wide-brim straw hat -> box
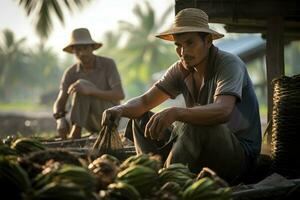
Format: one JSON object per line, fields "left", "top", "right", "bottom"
{"left": 156, "top": 8, "right": 224, "bottom": 41}
{"left": 63, "top": 28, "right": 102, "bottom": 53}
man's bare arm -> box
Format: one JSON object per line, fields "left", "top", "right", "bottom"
{"left": 53, "top": 90, "right": 68, "bottom": 114}
{"left": 144, "top": 95, "right": 236, "bottom": 140}
{"left": 176, "top": 95, "right": 236, "bottom": 125}
{"left": 102, "top": 86, "right": 170, "bottom": 126}
{"left": 89, "top": 84, "right": 125, "bottom": 102}
{"left": 68, "top": 81, "right": 125, "bottom": 102}
{"left": 121, "top": 86, "right": 170, "bottom": 118}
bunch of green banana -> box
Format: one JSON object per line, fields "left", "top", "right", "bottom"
{"left": 101, "top": 181, "right": 141, "bottom": 200}
{"left": 117, "top": 165, "right": 158, "bottom": 196}
{"left": 120, "top": 154, "right": 162, "bottom": 172}
{"left": 158, "top": 181, "right": 182, "bottom": 198}
{"left": 0, "top": 143, "right": 17, "bottom": 156}
{"left": 100, "top": 154, "right": 120, "bottom": 166}
{"left": 183, "top": 177, "right": 232, "bottom": 200}
{"left": 0, "top": 156, "right": 32, "bottom": 199}
{"left": 33, "top": 164, "right": 97, "bottom": 195}
{"left": 197, "top": 167, "right": 229, "bottom": 188}
{"left": 159, "top": 163, "right": 196, "bottom": 187}
{"left": 32, "top": 180, "right": 88, "bottom": 200}
{"left": 11, "top": 137, "right": 46, "bottom": 155}
{"left": 162, "top": 163, "right": 196, "bottom": 178}
{"left": 88, "top": 156, "right": 119, "bottom": 189}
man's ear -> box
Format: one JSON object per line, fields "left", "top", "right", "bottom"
{"left": 205, "top": 34, "right": 213, "bottom": 48}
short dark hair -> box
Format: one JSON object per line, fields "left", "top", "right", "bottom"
{"left": 198, "top": 32, "right": 209, "bottom": 41}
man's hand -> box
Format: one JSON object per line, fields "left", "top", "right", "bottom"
{"left": 145, "top": 107, "right": 178, "bottom": 140}
{"left": 67, "top": 79, "right": 96, "bottom": 96}
{"left": 56, "top": 117, "right": 70, "bottom": 140}
{"left": 102, "top": 106, "right": 123, "bottom": 127}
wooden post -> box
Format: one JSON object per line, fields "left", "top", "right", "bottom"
{"left": 265, "top": 16, "right": 284, "bottom": 145}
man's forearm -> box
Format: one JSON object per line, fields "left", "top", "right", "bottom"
{"left": 117, "top": 96, "right": 149, "bottom": 119}
{"left": 176, "top": 103, "right": 232, "bottom": 125}
{"left": 89, "top": 87, "right": 124, "bottom": 102}
{"left": 53, "top": 91, "right": 68, "bottom": 118}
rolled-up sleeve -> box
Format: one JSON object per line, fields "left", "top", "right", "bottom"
{"left": 214, "top": 57, "right": 245, "bottom": 101}
{"left": 155, "top": 62, "right": 182, "bottom": 99}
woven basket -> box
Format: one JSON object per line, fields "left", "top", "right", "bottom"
{"left": 270, "top": 74, "right": 300, "bottom": 178}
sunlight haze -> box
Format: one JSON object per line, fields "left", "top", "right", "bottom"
{"left": 0, "top": 0, "right": 174, "bottom": 57}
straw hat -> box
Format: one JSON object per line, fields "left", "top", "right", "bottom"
{"left": 63, "top": 28, "right": 102, "bottom": 53}
{"left": 156, "top": 8, "right": 224, "bottom": 41}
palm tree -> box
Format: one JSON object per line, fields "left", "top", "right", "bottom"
{"left": 115, "top": 1, "right": 177, "bottom": 96}
{"left": 17, "top": 0, "right": 92, "bottom": 41}
{"left": 0, "top": 29, "right": 28, "bottom": 101}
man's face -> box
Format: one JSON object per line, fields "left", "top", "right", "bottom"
{"left": 174, "top": 32, "right": 211, "bottom": 70}
{"left": 73, "top": 44, "right": 94, "bottom": 64}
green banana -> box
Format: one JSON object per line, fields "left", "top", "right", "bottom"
{"left": 0, "top": 156, "right": 32, "bottom": 199}
{"left": 183, "top": 177, "right": 216, "bottom": 200}
{"left": 11, "top": 138, "right": 45, "bottom": 155}
{"left": 33, "top": 181, "right": 87, "bottom": 200}
{"left": 117, "top": 165, "right": 158, "bottom": 196}
{"left": 107, "top": 181, "right": 141, "bottom": 200}
{"left": 34, "top": 164, "right": 97, "bottom": 193}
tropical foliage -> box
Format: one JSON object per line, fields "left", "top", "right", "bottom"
{"left": 0, "top": 29, "right": 63, "bottom": 102}
{"left": 0, "top": 29, "right": 28, "bottom": 101}
{"left": 1, "top": 0, "right": 178, "bottom": 103}
{"left": 98, "top": 1, "right": 178, "bottom": 97}
{"left": 17, "top": 0, "right": 92, "bottom": 40}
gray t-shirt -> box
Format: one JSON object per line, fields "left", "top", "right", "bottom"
{"left": 60, "top": 56, "right": 122, "bottom": 93}
{"left": 155, "top": 46, "right": 261, "bottom": 159}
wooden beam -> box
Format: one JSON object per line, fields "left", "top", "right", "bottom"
{"left": 175, "top": 0, "right": 300, "bottom": 22}
{"left": 265, "top": 16, "right": 285, "bottom": 145}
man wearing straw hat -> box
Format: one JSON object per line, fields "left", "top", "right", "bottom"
{"left": 53, "top": 28, "right": 124, "bottom": 140}
{"left": 102, "top": 8, "right": 261, "bottom": 183}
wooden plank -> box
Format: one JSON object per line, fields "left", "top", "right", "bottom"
{"left": 265, "top": 16, "right": 284, "bottom": 145}
{"left": 175, "top": 0, "right": 300, "bottom": 23}
{"left": 225, "top": 25, "right": 300, "bottom": 41}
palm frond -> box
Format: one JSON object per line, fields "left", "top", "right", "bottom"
{"left": 50, "top": 0, "right": 65, "bottom": 24}
{"left": 144, "top": 1, "right": 155, "bottom": 33}
{"left": 36, "top": 1, "right": 52, "bottom": 40}
{"left": 17, "top": 0, "right": 36, "bottom": 16}
{"left": 3, "top": 29, "right": 15, "bottom": 49}
{"left": 17, "top": 0, "right": 92, "bottom": 41}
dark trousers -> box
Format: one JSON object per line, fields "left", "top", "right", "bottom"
{"left": 124, "top": 112, "right": 249, "bottom": 184}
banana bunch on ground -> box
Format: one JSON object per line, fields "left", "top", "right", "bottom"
{"left": 88, "top": 154, "right": 120, "bottom": 189}
{"left": 32, "top": 162, "right": 99, "bottom": 200}
{"left": 159, "top": 163, "right": 196, "bottom": 188}
{"left": 100, "top": 181, "right": 141, "bottom": 200}
{"left": 117, "top": 164, "right": 158, "bottom": 196}
{"left": 19, "top": 148, "right": 84, "bottom": 179}
{"left": 120, "top": 153, "right": 162, "bottom": 172}
{"left": 0, "top": 135, "right": 234, "bottom": 200}
{"left": 150, "top": 181, "right": 182, "bottom": 200}
{"left": 183, "top": 177, "right": 232, "bottom": 200}
{"left": 32, "top": 180, "right": 91, "bottom": 200}
{"left": 34, "top": 163, "right": 97, "bottom": 190}
{"left": 0, "top": 156, "right": 32, "bottom": 199}
{"left": 0, "top": 142, "right": 17, "bottom": 156}
{"left": 11, "top": 137, "right": 46, "bottom": 155}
